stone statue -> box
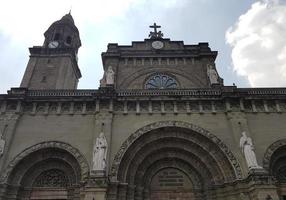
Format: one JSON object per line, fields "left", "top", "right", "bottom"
{"left": 0, "top": 137, "right": 5, "bottom": 157}
{"left": 92, "top": 132, "right": 108, "bottom": 171}
{"left": 240, "top": 131, "right": 261, "bottom": 169}
{"left": 207, "top": 64, "right": 219, "bottom": 84}
{"left": 100, "top": 66, "right": 115, "bottom": 87}
{"left": 0, "top": 126, "right": 6, "bottom": 157}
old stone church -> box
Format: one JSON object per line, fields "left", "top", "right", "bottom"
{"left": 0, "top": 13, "right": 286, "bottom": 200}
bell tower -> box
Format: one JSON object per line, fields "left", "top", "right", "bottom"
{"left": 20, "top": 13, "right": 82, "bottom": 90}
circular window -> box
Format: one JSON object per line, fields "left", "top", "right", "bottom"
{"left": 145, "top": 74, "right": 178, "bottom": 89}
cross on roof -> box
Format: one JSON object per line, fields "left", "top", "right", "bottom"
{"left": 149, "top": 23, "right": 163, "bottom": 39}
{"left": 149, "top": 23, "right": 161, "bottom": 34}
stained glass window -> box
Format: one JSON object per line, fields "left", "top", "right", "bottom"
{"left": 145, "top": 74, "right": 177, "bottom": 89}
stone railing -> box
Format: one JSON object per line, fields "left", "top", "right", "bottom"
{"left": 26, "top": 90, "right": 97, "bottom": 97}
{"left": 3, "top": 87, "right": 286, "bottom": 98}
{"left": 1, "top": 87, "right": 286, "bottom": 115}
{"left": 116, "top": 89, "right": 221, "bottom": 97}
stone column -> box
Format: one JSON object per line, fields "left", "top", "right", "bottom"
{"left": 143, "top": 188, "right": 150, "bottom": 200}
{"left": 118, "top": 183, "right": 128, "bottom": 200}
{"left": 0, "top": 183, "right": 7, "bottom": 199}
{"left": 126, "top": 185, "right": 135, "bottom": 200}
{"left": 106, "top": 181, "right": 119, "bottom": 200}
{"left": 134, "top": 186, "right": 143, "bottom": 200}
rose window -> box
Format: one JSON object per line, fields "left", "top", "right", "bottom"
{"left": 145, "top": 74, "right": 177, "bottom": 89}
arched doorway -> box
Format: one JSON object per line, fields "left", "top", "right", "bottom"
{"left": 109, "top": 121, "right": 242, "bottom": 200}
{"left": 264, "top": 140, "right": 286, "bottom": 200}
{"left": 150, "top": 167, "right": 196, "bottom": 200}
{"left": 2, "top": 141, "right": 89, "bottom": 200}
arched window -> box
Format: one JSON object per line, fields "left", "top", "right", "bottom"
{"left": 145, "top": 73, "right": 178, "bottom": 89}
{"left": 54, "top": 33, "right": 60, "bottom": 41}
{"left": 66, "top": 36, "right": 72, "bottom": 45}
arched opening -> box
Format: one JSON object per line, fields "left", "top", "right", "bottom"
{"left": 110, "top": 121, "right": 241, "bottom": 200}
{"left": 264, "top": 141, "right": 286, "bottom": 199}
{"left": 54, "top": 33, "right": 60, "bottom": 41}
{"left": 66, "top": 36, "right": 72, "bottom": 45}
{"left": 3, "top": 142, "right": 89, "bottom": 200}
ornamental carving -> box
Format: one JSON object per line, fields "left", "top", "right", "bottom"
{"left": 33, "top": 169, "right": 70, "bottom": 187}
{"left": 145, "top": 74, "right": 178, "bottom": 89}
{"left": 0, "top": 114, "right": 19, "bottom": 121}
{"left": 110, "top": 121, "right": 242, "bottom": 180}
{"left": 0, "top": 141, "right": 89, "bottom": 184}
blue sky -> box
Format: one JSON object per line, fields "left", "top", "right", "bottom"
{"left": 0, "top": 0, "right": 285, "bottom": 93}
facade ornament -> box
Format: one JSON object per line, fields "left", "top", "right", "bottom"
{"left": 240, "top": 131, "right": 262, "bottom": 169}
{"left": 0, "top": 125, "right": 7, "bottom": 157}
{"left": 92, "top": 131, "right": 108, "bottom": 172}
{"left": 100, "top": 66, "right": 115, "bottom": 87}
{"left": 207, "top": 64, "right": 219, "bottom": 85}
{"left": 149, "top": 23, "right": 163, "bottom": 39}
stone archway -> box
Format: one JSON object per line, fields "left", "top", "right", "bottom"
{"left": 263, "top": 139, "right": 286, "bottom": 199}
{"left": 109, "top": 121, "right": 242, "bottom": 200}
{"left": 0, "top": 141, "right": 89, "bottom": 200}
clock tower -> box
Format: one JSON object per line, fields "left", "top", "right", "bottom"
{"left": 20, "top": 13, "right": 82, "bottom": 90}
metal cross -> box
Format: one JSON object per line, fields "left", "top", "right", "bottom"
{"left": 149, "top": 23, "right": 161, "bottom": 34}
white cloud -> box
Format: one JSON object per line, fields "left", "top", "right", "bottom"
{"left": 226, "top": 0, "right": 286, "bottom": 87}
{"left": 0, "top": 0, "right": 138, "bottom": 43}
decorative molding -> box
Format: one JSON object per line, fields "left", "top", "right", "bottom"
{"left": 110, "top": 121, "right": 242, "bottom": 180}
{"left": 0, "top": 114, "right": 19, "bottom": 121}
{"left": 2, "top": 87, "right": 286, "bottom": 98}
{"left": 0, "top": 141, "right": 89, "bottom": 183}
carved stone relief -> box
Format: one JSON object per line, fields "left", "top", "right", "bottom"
{"left": 33, "top": 169, "right": 70, "bottom": 187}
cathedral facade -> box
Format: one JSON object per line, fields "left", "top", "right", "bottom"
{"left": 0, "top": 14, "right": 286, "bottom": 200}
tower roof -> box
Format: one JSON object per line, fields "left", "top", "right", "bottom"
{"left": 45, "top": 13, "right": 79, "bottom": 37}
{"left": 60, "top": 13, "right": 75, "bottom": 24}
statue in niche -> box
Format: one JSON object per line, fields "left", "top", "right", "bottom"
{"left": 207, "top": 64, "right": 219, "bottom": 85}
{"left": 0, "top": 125, "right": 7, "bottom": 157}
{"left": 240, "top": 131, "right": 262, "bottom": 169}
{"left": 100, "top": 66, "right": 115, "bottom": 87}
{"left": 92, "top": 131, "right": 108, "bottom": 171}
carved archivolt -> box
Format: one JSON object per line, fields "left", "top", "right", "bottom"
{"left": 0, "top": 141, "right": 89, "bottom": 183}
{"left": 263, "top": 139, "right": 286, "bottom": 170}
{"left": 110, "top": 121, "right": 242, "bottom": 180}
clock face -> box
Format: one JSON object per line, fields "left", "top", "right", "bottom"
{"left": 152, "top": 41, "right": 164, "bottom": 49}
{"left": 48, "top": 41, "right": 59, "bottom": 48}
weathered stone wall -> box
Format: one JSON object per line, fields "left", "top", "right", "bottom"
{"left": 102, "top": 40, "right": 219, "bottom": 90}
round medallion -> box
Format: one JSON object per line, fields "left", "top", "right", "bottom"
{"left": 151, "top": 41, "right": 164, "bottom": 49}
